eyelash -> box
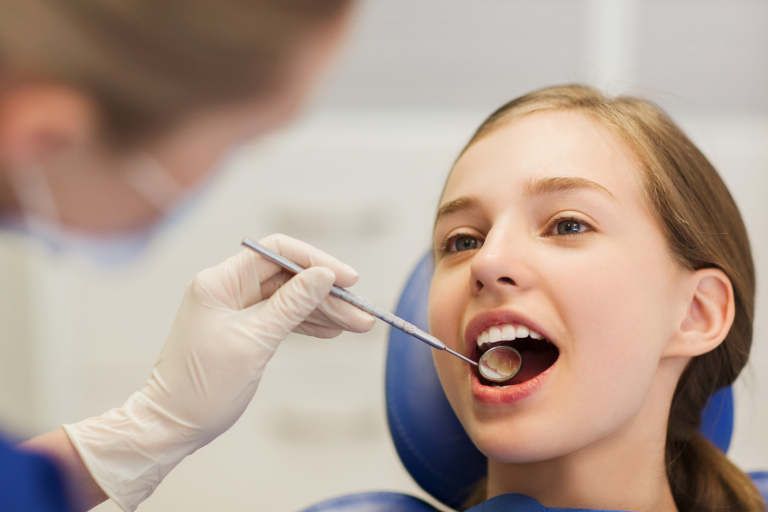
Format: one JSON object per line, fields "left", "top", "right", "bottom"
{"left": 544, "top": 215, "right": 594, "bottom": 237}
{"left": 438, "top": 232, "right": 481, "bottom": 255}
{"left": 439, "top": 216, "right": 593, "bottom": 255}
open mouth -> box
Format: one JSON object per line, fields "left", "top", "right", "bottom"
{"left": 474, "top": 324, "right": 559, "bottom": 387}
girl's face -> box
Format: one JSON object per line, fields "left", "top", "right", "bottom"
{"left": 429, "top": 110, "right": 691, "bottom": 463}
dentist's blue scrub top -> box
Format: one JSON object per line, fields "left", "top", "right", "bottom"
{"left": 467, "top": 494, "right": 627, "bottom": 511}
{"left": 0, "top": 434, "right": 70, "bottom": 512}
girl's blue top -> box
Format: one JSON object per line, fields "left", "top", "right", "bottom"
{"left": 0, "top": 433, "right": 70, "bottom": 512}
{"left": 467, "top": 493, "right": 627, "bottom": 512}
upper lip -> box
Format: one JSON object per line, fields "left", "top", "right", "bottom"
{"left": 463, "top": 309, "right": 555, "bottom": 355}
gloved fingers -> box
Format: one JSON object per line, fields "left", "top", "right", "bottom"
{"left": 315, "top": 295, "right": 376, "bottom": 333}
{"left": 191, "top": 249, "right": 269, "bottom": 310}
{"left": 247, "top": 265, "right": 337, "bottom": 351}
{"left": 258, "top": 271, "right": 292, "bottom": 301}
{"left": 293, "top": 323, "right": 343, "bottom": 338}
{"left": 258, "top": 234, "right": 360, "bottom": 288}
{"left": 297, "top": 306, "right": 361, "bottom": 333}
{"left": 191, "top": 234, "right": 361, "bottom": 311}
{"left": 296, "top": 307, "right": 339, "bottom": 330}
{"left": 262, "top": 272, "right": 375, "bottom": 334}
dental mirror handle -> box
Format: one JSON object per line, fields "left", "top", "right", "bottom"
{"left": 241, "top": 237, "right": 477, "bottom": 367}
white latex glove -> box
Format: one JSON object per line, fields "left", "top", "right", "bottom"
{"left": 63, "top": 234, "right": 374, "bottom": 511}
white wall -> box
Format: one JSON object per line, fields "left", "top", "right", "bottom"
{"left": 0, "top": 1, "right": 766, "bottom": 511}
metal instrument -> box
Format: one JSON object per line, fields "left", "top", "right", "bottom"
{"left": 241, "top": 237, "right": 477, "bottom": 366}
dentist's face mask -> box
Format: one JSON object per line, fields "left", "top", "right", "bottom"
{"left": 3, "top": 154, "right": 199, "bottom": 266}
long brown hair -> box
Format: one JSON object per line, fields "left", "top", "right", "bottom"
{"left": 459, "top": 85, "right": 763, "bottom": 511}
{"left": 0, "top": 0, "right": 351, "bottom": 143}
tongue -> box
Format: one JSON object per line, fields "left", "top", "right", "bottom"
{"left": 504, "top": 347, "right": 558, "bottom": 385}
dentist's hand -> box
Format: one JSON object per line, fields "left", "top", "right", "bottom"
{"left": 63, "top": 234, "right": 374, "bottom": 511}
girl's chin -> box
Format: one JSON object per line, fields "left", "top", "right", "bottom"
{"left": 471, "top": 434, "right": 567, "bottom": 465}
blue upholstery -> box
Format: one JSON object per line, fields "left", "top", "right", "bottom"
{"left": 466, "top": 493, "right": 627, "bottom": 511}
{"left": 385, "top": 252, "right": 738, "bottom": 509}
{"left": 297, "top": 492, "right": 440, "bottom": 512}
{"left": 0, "top": 433, "right": 70, "bottom": 512}
{"left": 386, "top": 254, "right": 485, "bottom": 509}
{"left": 700, "top": 385, "right": 734, "bottom": 454}
{"left": 748, "top": 472, "right": 768, "bottom": 503}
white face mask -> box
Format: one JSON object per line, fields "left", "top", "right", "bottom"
{"left": 2, "top": 153, "right": 197, "bottom": 266}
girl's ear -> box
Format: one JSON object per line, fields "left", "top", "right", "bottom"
{"left": 664, "top": 268, "right": 735, "bottom": 358}
{"left": 0, "top": 81, "right": 99, "bottom": 170}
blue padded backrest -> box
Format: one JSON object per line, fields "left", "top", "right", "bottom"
{"left": 748, "top": 472, "right": 768, "bottom": 504}
{"left": 386, "top": 253, "right": 736, "bottom": 510}
{"left": 386, "top": 254, "right": 486, "bottom": 510}
{"left": 298, "top": 492, "right": 440, "bottom": 512}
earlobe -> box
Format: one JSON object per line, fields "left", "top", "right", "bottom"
{"left": 666, "top": 268, "right": 735, "bottom": 358}
{"left": 0, "top": 81, "right": 99, "bottom": 170}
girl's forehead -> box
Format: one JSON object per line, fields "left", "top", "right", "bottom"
{"left": 443, "top": 110, "right": 644, "bottom": 205}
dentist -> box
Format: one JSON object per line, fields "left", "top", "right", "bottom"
{"left": 0, "top": 1, "right": 373, "bottom": 511}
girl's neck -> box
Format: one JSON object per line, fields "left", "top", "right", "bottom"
{"left": 487, "top": 367, "right": 681, "bottom": 512}
{"left": 487, "top": 445, "right": 677, "bottom": 512}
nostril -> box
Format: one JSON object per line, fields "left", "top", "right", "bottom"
{"left": 498, "top": 277, "right": 515, "bottom": 285}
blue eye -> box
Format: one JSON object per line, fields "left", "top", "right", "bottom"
{"left": 557, "top": 220, "right": 584, "bottom": 235}
{"left": 549, "top": 217, "right": 592, "bottom": 236}
{"left": 454, "top": 236, "right": 479, "bottom": 251}
{"left": 444, "top": 235, "right": 483, "bottom": 253}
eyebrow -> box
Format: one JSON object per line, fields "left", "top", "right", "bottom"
{"left": 524, "top": 176, "right": 615, "bottom": 200}
{"left": 435, "top": 195, "right": 480, "bottom": 223}
{"left": 434, "top": 176, "right": 615, "bottom": 225}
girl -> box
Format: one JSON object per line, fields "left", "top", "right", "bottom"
{"left": 429, "top": 85, "right": 764, "bottom": 511}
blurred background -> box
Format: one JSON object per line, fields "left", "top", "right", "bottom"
{"left": 0, "top": 0, "right": 767, "bottom": 510}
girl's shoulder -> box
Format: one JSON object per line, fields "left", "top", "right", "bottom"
{"left": 467, "top": 494, "right": 629, "bottom": 512}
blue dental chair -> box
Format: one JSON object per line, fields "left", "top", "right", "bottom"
{"left": 300, "top": 254, "right": 767, "bottom": 511}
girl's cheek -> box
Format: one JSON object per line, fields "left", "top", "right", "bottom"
{"left": 429, "top": 280, "right": 454, "bottom": 339}
{"left": 429, "top": 270, "right": 469, "bottom": 354}
{"left": 560, "top": 251, "right": 664, "bottom": 386}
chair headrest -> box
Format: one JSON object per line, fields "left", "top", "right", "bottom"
{"left": 298, "top": 492, "right": 440, "bottom": 512}
{"left": 385, "top": 253, "right": 735, "bottom": 510}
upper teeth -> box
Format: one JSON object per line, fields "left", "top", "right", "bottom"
{"left": 477, "top": 323, "right": 544, "bottom": 348}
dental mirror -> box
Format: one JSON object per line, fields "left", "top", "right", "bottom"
{"left": 478, "top": 346, "right": 522, "bottom": 383}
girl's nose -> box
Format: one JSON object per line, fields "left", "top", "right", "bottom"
{"left": 469, "top": 231, "right": 524, "bottom": 296}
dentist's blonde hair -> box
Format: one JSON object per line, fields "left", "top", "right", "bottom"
{"left": 0, "top": 0, "right": 350, "bottom": 144}
{"left": 460, "top": 84, "right": 763, "bottom": 512}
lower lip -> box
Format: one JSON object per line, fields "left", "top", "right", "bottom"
{"left": 470, "top": 360, "right": 556, "bottom": 405}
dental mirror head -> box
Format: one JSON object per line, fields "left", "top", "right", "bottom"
{"left": 478, "top": 345, "right": 522, "bottom": 383}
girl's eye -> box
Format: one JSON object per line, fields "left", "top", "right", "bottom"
{"left": 445, "top": 235, "right": 483, "bottom": 253}
{"left": 547, "top": 218, "right": 592, "bottom": 236}
{"left": 557, "top": 220, "right": 584, "bottom": 235}
{"left": 454, "top": 236, "right": 481, "bottom": 251}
